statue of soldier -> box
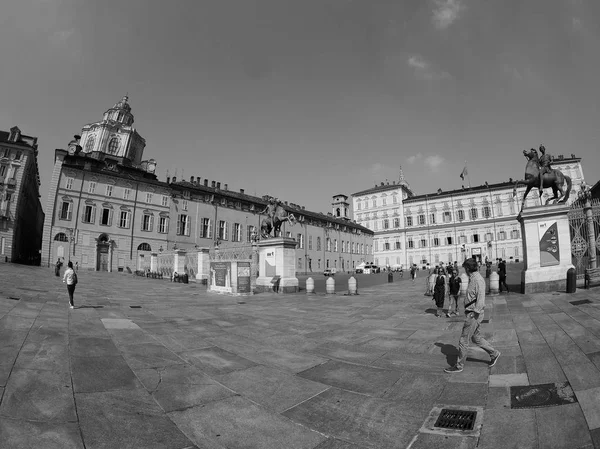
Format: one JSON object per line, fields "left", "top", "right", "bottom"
{"left": 260, "top": 198, "right": 278, "bottom": 233}
{"left": 538, "top": 144, "right": 552, "bottom": 197}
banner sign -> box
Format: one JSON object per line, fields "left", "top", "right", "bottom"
{"left": 538, "top": 221, "right": 560, "bottom": 267}
{"left": 237, "top": 262, "right": 251, "bottom": 293}
{"left": 210, "top": 262, "right": 231, "bottom": 289}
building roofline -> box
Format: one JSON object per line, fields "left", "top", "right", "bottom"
{"left": 352, "top": 183, "right": 414, "bottom": 197}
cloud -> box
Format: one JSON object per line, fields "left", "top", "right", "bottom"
{"left": 407, "top": 153, "right": 423, "bottom": 164}
{"left": 424, "top": 155, "right": 445, "bottom": 172}
{"left": 432, "top": 0, "right": 465, "bottom": 29}
{"left": 407, "top": 55, "right": 450, "bottom": 80}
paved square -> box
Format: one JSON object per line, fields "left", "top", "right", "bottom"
{"left": 2, "top": 264, "right": 600, "bottom": 448}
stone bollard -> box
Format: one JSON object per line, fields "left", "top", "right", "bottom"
{"left": 326, "top": 276, "right": 335, "bottom": 294}
{"left": 459, "top": 273, "right": 469, "bottom": 298}
{"left": 348, "top": 276, "right": 357, "bottom": 295}
{"left": 306, "top": 277, "right": 315, "bottom": 294}
{"left": 489, "top": 272, "right": 499, "bottom": 296}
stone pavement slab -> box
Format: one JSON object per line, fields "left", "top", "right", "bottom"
{"left": 576, "top": 387, "right": 600, "bottom": 431}
{"left": 169, "top": 395, "right": 325, "bottom": 449}
{"left": 0, "top": 368, "right": 76, "bottom": 422}
{"left": 298, "top": 359, "right": 402, "bottom": 395}
{"left": 477, "top": 408, "right": 537, "bottom": 449}
{"left": 283, "top": 387, "right": 428, "bottom": 449}
{"left": 135, "top": 364, "right": 236, "bottom": 412}
{"left": 536, "top": 403, "right": 592, "bottom": 449}
{"left": 76, "top": 388, "right": 196, "bottom": 449}
{"left": 215, "top": 365, "right": 329, "bottom": 413}
{"left": 178, "top": 346, "right": 258, "bottom": 376}
{"left": 71, "top": 355, "right": 140, "bottom": 393}
{"left": 313, "top": 438, "right": 361, "bottom": 449}
{"left": 0, "top": 418, "right": 84, "bottom": 449}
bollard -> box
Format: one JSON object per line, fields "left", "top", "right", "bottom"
{"left": 388, "top": 272, "right": 393, "bottom": 283}
{"left": 306, "top": 277, "right": 315, "bottom": 294}
{"left": 489, "top": 272, "right": 499, "bottom": 296}
{"left": 459, "top": 273, "right": 469, "bottom": 298}
{"left": 348, "top": 276, "right": 357, "bottom": 295}
{"left": 326, "top": 276, "right": 335, "bottom": 294}
{"left": 566, "top": 268, "right": 576, "bottom": 294}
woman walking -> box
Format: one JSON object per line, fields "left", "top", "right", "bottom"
{"left": 62, "top": 261, "right": 78, "bottom": 309}
{"left": 433, "top": 268, "right": 447, "bottom": 317}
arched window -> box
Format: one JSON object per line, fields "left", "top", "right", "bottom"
{"left": 54, "top": 233, "right": 68, "bottom": 242}
{"left": 137, "top": 243, "right": 151, "bottom": 251}
{"left": 107, "top": 137, "right": 119, "bottom": 154}
{"left": 84, "top": 136, "right": 95, "bottom": 152}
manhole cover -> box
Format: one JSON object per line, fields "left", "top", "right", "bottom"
{"left": 570, "top": 299, "right": 592, "bottom": 306}
{"left": 510, "top": 382, "right": 576, "bottom": 409}
{"left": 8, "top": 296, "right": 20, "bottom": 300}
{"left": 434, "top": 409, "right": 477, "bottom": 431}
{"left": 129, "top": 306, "right": 142, "bottom": 309}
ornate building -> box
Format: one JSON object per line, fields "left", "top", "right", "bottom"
{"left": 42, "top": 97, "right": 374, "bottom": 273}
{"left": 0, "top": 127, "right": 44, "bottom": 264}
{"left": 352, "top": 158, "right": 586, "bottom": 269}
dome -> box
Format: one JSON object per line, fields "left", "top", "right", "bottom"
{"left": 113, "top": 95, "right": 131, "bottom": 112}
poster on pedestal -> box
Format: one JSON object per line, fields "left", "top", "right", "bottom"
{"left": 210, "top": 262, "right": 231, "bottom": 292}
{"left": 237, "top": 262, "right": 251, "bottom": 293}
{"left": 538, "top": 221, "right": 560, "bottom": 267}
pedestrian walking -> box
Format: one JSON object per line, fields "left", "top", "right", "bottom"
{"left": 446, "top": 269, "right": 461, "bottom": 317}
{"left": 410, "top": 264, "right": 417, "bottom": 283}
{"left": 498, "top": 258, "right": 509, "bottom": 293}
{"left": 433, "top": 268, "right": 446, "bottom": 317}
{"left": 75, "top": 261, "right": 79, "bottom": 272}
{"left": 55, "top": 258, "right": 63, "bottom": 277}
{"left": 444, "top": 258, "right": 500, "bottom": 373}
{"left": 62, "top": 261, "right": 78, "bottom": 309}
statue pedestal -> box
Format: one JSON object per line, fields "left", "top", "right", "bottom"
{"left": 518, "top": 204, "right": 574, "bottom": 294}
{"left": 255, "top": 237, "right": 298, "bottom": 293}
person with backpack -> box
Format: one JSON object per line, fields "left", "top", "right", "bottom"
{"left": 62, "top": 261, "right": 78, "bottom": 309}
{"left": 498, "top": 258, "right": 509, "bottom": 293}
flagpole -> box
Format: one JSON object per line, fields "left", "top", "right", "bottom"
{"left": 465, "top": 160, "right": 471, "bottom": 188}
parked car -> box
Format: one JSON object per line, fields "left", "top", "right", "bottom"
{"left": 324, "top": 268, "right": 336, "bottom": 276}
{"left": 355, "top": 267, "right": 364, "bottom": 274}
{"left": 363, "top": 264, "right": 380, "bottom": 274}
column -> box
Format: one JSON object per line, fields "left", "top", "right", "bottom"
{"left": 196, "top": 247, "right": 210, "bottom": 282}
{"left": 150, "top": 253, "right": 158, "bottom": 272}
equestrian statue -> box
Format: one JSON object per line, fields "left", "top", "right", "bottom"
{"left": 512, "top": 145, "right": 572, "bottom": 216}
{"left": 260, "top": 198, "right": 297, "bottom": 239}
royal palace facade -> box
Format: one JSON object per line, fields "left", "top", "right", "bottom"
{"left": 42, "top": 97, "right": 374, "bottom": 273}
{"left": 352, "top": 159, "right": 585, "bottom": 269}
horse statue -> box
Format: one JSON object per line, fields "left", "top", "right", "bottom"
{"left": 512, "top": 148, "right": 572, "bottom": 215}
{"left": 260, "top": 203, "right": 297, "bottom": 238}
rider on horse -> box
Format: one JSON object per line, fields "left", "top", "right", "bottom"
{"left": 260, "top": 198, "right": 278, "bottom": 231}
{"left": 538, "top": 144, "right": 553, "bottom": 197}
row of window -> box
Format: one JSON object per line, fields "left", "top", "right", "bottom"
{"left": 356, "top": 196, "right": 400, "bottom": 210}
{"left": 404, "top": 246, "right": 521, "bottom": 266}
{"left": 64, "top": 178, "right": 170, "bottom": 206}
{"left": 374, "top": 230, "right": 521, "bottom": 251}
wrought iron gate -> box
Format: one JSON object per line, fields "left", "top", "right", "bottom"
{"left": 568, "top": 198, "right": 600, "bottom": 279}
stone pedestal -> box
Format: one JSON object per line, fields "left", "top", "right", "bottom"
{"left": 518, "top": 204, "right": 574, "bottom": 294}
{"left": 255, "top": 237, "right": 298, "bottom": 293}
{"left": 150, "top": 253, "right": 158, "bottom": 273}
{"left": 196, "top": 248, "right": 210, "bottom": 282}
{"left": 173, "top": 250, "right": 186, "bottom": 275}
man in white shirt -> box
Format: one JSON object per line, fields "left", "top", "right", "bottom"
{"left": 62, "top": 261, "right": 77, "bottom": 309}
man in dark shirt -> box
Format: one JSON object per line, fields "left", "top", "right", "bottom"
{"left": 498, "top": 258, "right": 509, "bottom": 293}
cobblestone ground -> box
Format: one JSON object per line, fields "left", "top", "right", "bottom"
{"left": 1, "top": 264, "right": 600, "bottom": 448}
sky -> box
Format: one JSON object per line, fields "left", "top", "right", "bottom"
{"left": 1, "top": 0, "right": 599, "bottom": 214}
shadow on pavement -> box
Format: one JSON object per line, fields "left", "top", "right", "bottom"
{"left": 435, "top": 342, "right": 458, "bottom": 366}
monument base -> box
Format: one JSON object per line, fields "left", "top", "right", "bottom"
{"left": 256, "top": 237, "right": 298, "bottom": 294}
{"left": 518, "top": 204, "right": 574, "bottom": 294}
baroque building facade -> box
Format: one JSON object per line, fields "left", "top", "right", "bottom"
{"left": 0, "top": 127, "right": 44, "bottom": 264}
{"left": 352, "top": 159, "right": 585, "bottom": 269}
{"left": 42, "top": 97, "right": 374, "bottom": 273}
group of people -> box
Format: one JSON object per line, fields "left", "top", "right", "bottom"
{"left": 429, "top": 266, "right": 463, "bottom": 318}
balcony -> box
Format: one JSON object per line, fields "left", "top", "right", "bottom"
{"left": 0, "top": 207, "right": 9, "bottom": 219}
{"left": 6, "top": 178, "right": 16, "bottom": 187}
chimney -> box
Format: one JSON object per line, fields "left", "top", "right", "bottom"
{"left": 224, "top": 183, "right": 228, "bottom": 191}
{"left": 211, "top": 181, "right": 216, "bottom": 188}
{"left": 216, "top": 182, "right": 221, "bottom": 190}
{"left": 190, "top": 176, "right": 194, "bottom": 183}
{"left": 240, "top": 188, "right": 245, "bottom": 194}
{"left": 196, "top": 177, "right": 201, "bottom": 184}
{"left": 204, "top": 179, "right": 208, "bottom": 186}
{"left": 172, "top": 176, "right": 177, "bottom": 183}
{"left": 166, "top": 177, "right": 171, "bottom": 184}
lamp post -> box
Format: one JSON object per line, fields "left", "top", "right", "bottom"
{"left": 579, "top": 183, "right": 597, "bottom": 269}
